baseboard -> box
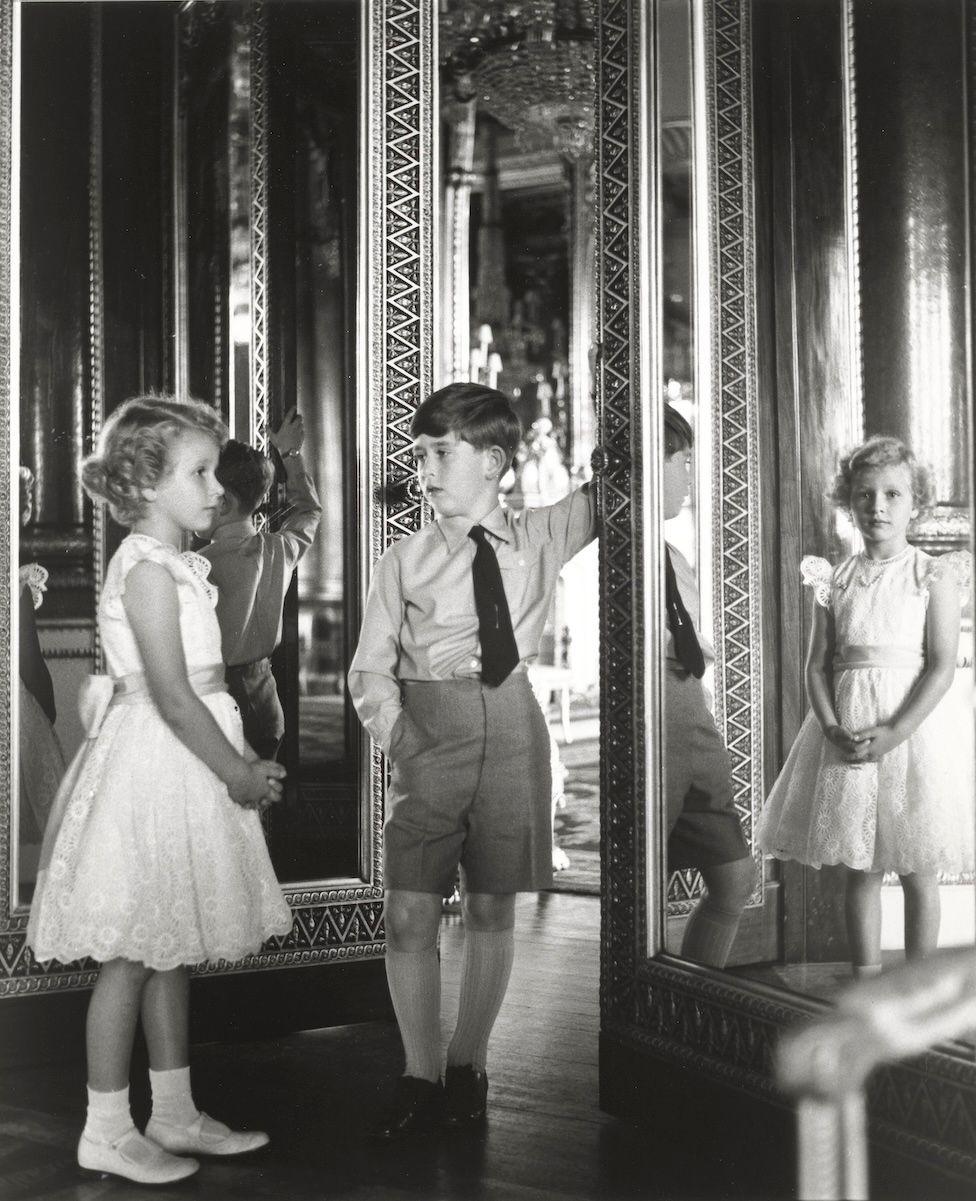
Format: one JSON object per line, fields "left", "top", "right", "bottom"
{"left": 0, "top": 959, "right": 392, "bottom": 1071}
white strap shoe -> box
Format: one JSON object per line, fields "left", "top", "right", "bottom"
{"left": 78, "top": 1128, "right": 200, "bottom": 1184}
{"left": 146, "top": 1111, "right": 270, "bottom": 1157}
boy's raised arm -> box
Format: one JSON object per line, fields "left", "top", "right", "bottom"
{"left": 275, "top": 454, "right": 322, "bottom": 565}
{"left": 525, "top": 479, "right": 598, "bottom": 563}
{"left": 348, "top": 549, "right": 404, "bottom": 756}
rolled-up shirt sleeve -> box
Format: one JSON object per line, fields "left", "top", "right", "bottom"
{"left": 348, "top": 548, "right": 404, "bottom": 755}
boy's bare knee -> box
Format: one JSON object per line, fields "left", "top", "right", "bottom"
{"left": 384, "top": 889, "right": 442, "bottom": 950}
{"left": 461, "top": 892, "right": 516, "bottom": 931}
{"left": 700, "top": 857, "right": 754, "bottom": 914}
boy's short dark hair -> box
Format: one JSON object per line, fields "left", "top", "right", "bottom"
{"left": 216, "top": 439, "right": 275, "bottom": 515}
{"left": 664, "top": 404, "right": 694, "bottom": 455}
{"left": 411, "top": 383, "right": 522, "bottom": 473}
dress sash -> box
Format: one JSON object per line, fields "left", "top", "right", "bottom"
{"left": 833, "top": 645, "right": 923, "bottom": 671}
{"left": 80, "top": 664, "right": 228, "bottom": 738}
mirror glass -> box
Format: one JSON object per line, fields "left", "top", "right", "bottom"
{"left": 659, "top": 0, "right": 975, "bottom": 1003}
{"left": 13, "top": 0, "right": 364, "bottom": 911}
{"left": 439, "top": 0, "right": 601, "bottom": 895}
{"left": 177, "top": 0, "right": 364, "bottom": 883}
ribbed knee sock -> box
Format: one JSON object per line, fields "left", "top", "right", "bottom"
{"left": 385, "top": 946, "right": 442, "bottom": 1083}
{"left": 446, "top": 927, "right": 515, "bottom": 1072}
{"left": 680, "top": 898, "right": 743, "bottom": 969}
{"left": 148, "top": 1065, "right": 199, "bottom": 1126}
{"left": 83, "top": 1085, "right": 135, "bottom": 1145}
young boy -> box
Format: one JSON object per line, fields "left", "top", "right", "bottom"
{"left": 349, "top": 382, "right": 596, "bottom": 1138}
{"left": 201, "top": 405, "right": 322, "bottom": 760}
{"left": 662, "top": 404, "right": 753, "bottom": 967}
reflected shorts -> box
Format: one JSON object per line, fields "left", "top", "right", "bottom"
{"left": 384, "top": 673, "right": 553, "bottom": 894}
{"left": 226, "top": 658, "right": 284, "bottom": 761}
{"left": 665, "top": 663, "right": 750, "bottom": 870}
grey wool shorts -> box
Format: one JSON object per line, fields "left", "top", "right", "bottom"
{"left": 384, "top": 672, "right": 553, "bottom": 895}
{"left": 665, "top": 664, "right": 751, "bottom": 870}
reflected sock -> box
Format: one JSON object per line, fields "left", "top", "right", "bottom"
{"left": 853, "top": 963, "right": 883, "bottom": 980}
{"left": 680, "top": 898, "right": 743, "bottom": 969}
{"left": 447, "top": 927, "right": 515, "bottom": 1072}
{"left": 385, "top": 947, "right": 442, "bottom": 1083}
{"left": 83, "top": 1084, "right": 135, "bottom": 1145}
{"left": 148, "top": 1066, "right": 199, "bottom": 1127}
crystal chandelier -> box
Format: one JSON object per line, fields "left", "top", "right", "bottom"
{"left": 442, "top": 1, "right": 596, "bottom": 161}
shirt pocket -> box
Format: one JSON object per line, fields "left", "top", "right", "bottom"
{"left": 494, "top": 544, "right": 544, "bottom": 615}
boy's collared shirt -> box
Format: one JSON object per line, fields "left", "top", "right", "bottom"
{"left": 201, "top": 459, "right": 322, "bottom": 666}
{"left": 349, "top": 485, "right": 597, "bottom": 755}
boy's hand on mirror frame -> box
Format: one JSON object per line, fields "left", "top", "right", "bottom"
{"left": 269, "top": 404, "right": 304, "bottom": 456}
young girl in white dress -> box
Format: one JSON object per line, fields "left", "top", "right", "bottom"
{"left": 27, "top": 396, "right": 293, "bottom": 1185}
{"left": 757, "top": 436, "right": 974, "bottom": 978}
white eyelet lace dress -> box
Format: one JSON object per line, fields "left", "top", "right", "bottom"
{"left": 756, "top": 546, "right": 975, "bottom": 875}
{"left": 27, "top": 533, "right": 293, "bottom": 970}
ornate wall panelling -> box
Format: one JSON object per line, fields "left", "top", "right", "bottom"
{"left": 599, "top": 0, "right": 976, "bottom": 1182}
{"left": 0, "top": 0, "right": 435, "bottom": 996}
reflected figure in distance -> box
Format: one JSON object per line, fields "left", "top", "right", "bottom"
{"left": 200, "top": 405, "right": 322, "bottom": 761}
{"left": 17, "top": 466, "right": 66, "bottom": 887}
{"left": 662, "top": 406, "right": 754, "bottom": 968}
{"left": 758, "top": 436, "right": 974, "bottom": 977}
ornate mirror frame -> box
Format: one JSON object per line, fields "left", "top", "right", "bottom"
{"left": 0, "top": 0, "right": 435, "bottom": 995}
{"left": 597, "top": 0, "right": 976, "bottom": 1178}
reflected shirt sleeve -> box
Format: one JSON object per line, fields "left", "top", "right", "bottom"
{"left": 348, "top": 547, "right": 404, "bottom": 755}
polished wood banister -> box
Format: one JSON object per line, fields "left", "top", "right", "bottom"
{"left": 776, "top": 948, "right": 976, "bottom": 1200}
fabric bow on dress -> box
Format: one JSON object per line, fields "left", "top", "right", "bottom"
{"left": 78, "top": 675, "right": 116, "bottom": 740}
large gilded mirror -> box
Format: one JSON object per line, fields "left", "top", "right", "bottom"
{"left": 598, "top": 0, "right": 976, "bottom": 1179}
{"left": 1, "top": 0, "right": 437, "bottom": 992}
{"left": 641, "top": 0, "right": 976, "bottom": 1007}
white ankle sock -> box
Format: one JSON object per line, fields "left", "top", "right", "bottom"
{"left": 853, "top": 963, "right": 883, "bottom": 980}
{"left": 83, "top": 1085, "right": 135, "bottom": 1145}
{"left": 385, "top": 946, "right": 442, "bottom": 1083}
{"left": 148, "top": 1066, "right": 199, "bottom": 1127}
{"left": 447, "top": 927, "right": 515, "bottom": 1072}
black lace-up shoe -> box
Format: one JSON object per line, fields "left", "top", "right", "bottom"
{"left": 442, "top": 1065, "right": 488, "bottom": 1129}
{"left": 369, "top": 1075, "right": 443, "bottom": 1140}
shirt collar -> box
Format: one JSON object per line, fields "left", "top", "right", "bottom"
{"left": 437, "top": 504, "right": 511, "bottom": 553}
{"left": 209, "top": 518, "right": 256, "bottom": 543}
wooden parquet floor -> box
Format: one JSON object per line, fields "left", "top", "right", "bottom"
{"left": 0, "top": 894, "right": 751, "bottom": 1201}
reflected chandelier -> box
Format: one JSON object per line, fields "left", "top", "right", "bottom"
{"left": 442, "top": 0, "right": 596, "bottom": 161}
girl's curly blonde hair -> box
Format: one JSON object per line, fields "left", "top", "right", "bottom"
{"left": 81, "top": 395, "right": 227, "bottom": 527}
{"left": 829, "top": 434, "right": 935, "bottom": 512}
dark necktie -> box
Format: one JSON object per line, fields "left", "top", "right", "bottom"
{"left": 665, "top": 545, "right": 705, "bottom": 679}
{"left": 468, "top": 525, "right": 520, "bottom": 687}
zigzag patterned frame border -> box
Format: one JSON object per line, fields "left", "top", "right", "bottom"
{"left": 598, "top": 0, "right": 976, "bottom": 1178}
{"left": 0, "top": 0, "right": 434, "bottom": 994}
{"left": 0, "top": 0, "right": 12, "bottom": 990}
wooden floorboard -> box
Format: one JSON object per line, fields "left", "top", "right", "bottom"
{"left": 0, "top": 893, "right": 765, "bottom": 1201}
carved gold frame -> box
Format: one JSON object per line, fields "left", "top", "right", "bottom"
{"left": 597, "top": 0, "right": 976, "bottom": 1178}
{"left": 0, "top": 0, "right": 434, "bottom": 994}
